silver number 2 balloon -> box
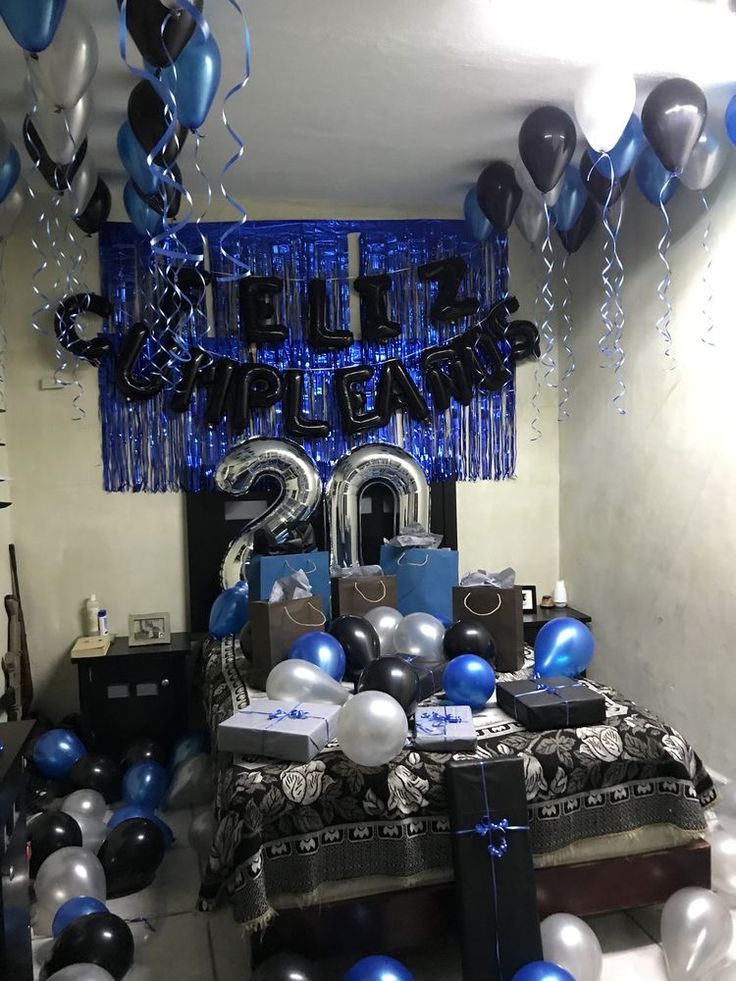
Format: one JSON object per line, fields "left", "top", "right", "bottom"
{"left": 215, "top": 436, "right": 323, "bottom": 588}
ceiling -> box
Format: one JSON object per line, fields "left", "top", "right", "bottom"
{"left": 1, "top": 0, "right": 736, "bottom": 216}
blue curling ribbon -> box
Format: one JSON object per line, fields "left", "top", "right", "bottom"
{"left": 416, "top": 709, "right": 462, "bottom": 739}
{"left": 655, "top": 174, "right": 677, "bottom": 367}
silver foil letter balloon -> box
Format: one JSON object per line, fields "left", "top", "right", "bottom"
{"left": 215, "top": 437, "right": 323, "bottom": 588}
{"left": 326, "top": 443, "right": 430, "bottom": 567}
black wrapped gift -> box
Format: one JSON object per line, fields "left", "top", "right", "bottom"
{"left": 496, "top": 676, "right": 605, "bottom": 731}
{"left": 394, "top": 653, "right": 446, "bottom": 701}
{"left": 446, "top": 757, "right": 542, "bottom": 980}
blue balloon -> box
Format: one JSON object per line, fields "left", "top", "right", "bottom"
{"left": 52, "top": 896, "right": 107, "bottom": 938}
{"left": 0, "top": 146, "right": 20, "bottom": 204}
{"left": 122, "top": 760, "right": 170, "bottom": 810}
{"left": 726, "top": 96, "right": 736, "bottom": 147}
{"left": 117, "top": 122, "right": 160, "bottom": 196}
{"left": 33, "top": 728, "right": 86, "bottom": 778}
{"left": 123, "top": 180, "right": 164, "bottom": 238}
{"left": 463, "top": 186, "right": 493, "bottom": 243}
{"left": 160, "top": 27, "right": 222, "bottom": 131}
{"left": 170, "top": 732, "right": 209, "bottom": 770}
{"left": 0, "top": 0, "right": 67, "bottom": 53}
{"left": 346, "top": 955, "right": 414, "bottom": 981}
{"left": 534, "top": 617, "right": 595, "bottom": 678}
{"left": 635, "top": 145, "right": 679, "bottom": 206}
{"left": 107, "top": 804, "right": 174, "bottom": 847}
{"left": 512, "top": 962, "right": 575, "bottom": 981}
{"left": 592, "top": 114, "right": 645, "bottom": 180}
{"left": 209, "top": 581, "right": 249, "bottom": 639}
{"left": 443, "top": 654, "right": 495, "bottom": 711}
{"left": 287, "top": 632, "right": 346, "bottom": 682}
{"left": 551, "top": 165, "right": 587, "bottom": 233}
{"left": 431, "top": 611, "right": 452, "bottom": 629}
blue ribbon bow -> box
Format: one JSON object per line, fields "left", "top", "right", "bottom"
{"left": 268, "top": 708, "right": 310, "bottom": 721}
{"left": 416, "top": 709, "right": 462, "bottom": 736}
{"left": 513, "top": 678, "right": 583, "bottom": 727}
{"left": 239, "top": 702, "right": 332, "bottom": 755}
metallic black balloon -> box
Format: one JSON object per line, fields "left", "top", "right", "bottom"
{"left": 118, "top": 0, "right": 204, "bottom": 68}
{"left": 253, "top": 952, "right": 324, "bottom": 981}
{"left": 642, "top": 77, "right": 707, "bottom": 174}
{"left": 506, "top": 320, "right": 540, "bottom": 363}
{"left": 355, "top": 656, "right": 421, "bottom": 717}
{"left": 44, "top": 912, "right": 134, "bottom": 981}
{"left": 26, "top": 772, "right": 72, "bottom": 815}
{"left": 328, "top": 616, "right": 381, "bottom": 682}
{"left": 98, "top": 818, "right": 166, "bottom": 899}
{"left": 556, "top": 196, "right": 597, "bottom": 254}
{"left": 28, "top": 810, "right": 82, "bottom": 878}
{"left": 127, "top": 80, "right": 188, "bottom": 166}
{"left": 23, "top": 115, "right": 87, "bottom": 193}
{"left": 443, "top": 620, "right": 497, "bottom": 664}
{"left": 476, "top": 161, "right": 522, "bottom": 232}
{"left": 121, "top": 737, "right": 168, "bottom": 771}
{"left": 283, "top": 369, "right": 331, "bottom": 438}
{"left": 580, "top": 150, "right": 630, "bottom": 208}
{"left": 74, "top": 178, "right": 111, "bottom": 235}
{"left": 69, "top": 753, "right": 122, "bottom": 804}
{"left": 518, "top": 106, "right": 577, "bottom": 193}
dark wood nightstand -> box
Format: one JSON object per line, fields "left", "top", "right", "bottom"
{"left": 72, "top": 633, "right": 196, "bottom": 758}
{"left": 0, "top": 720, "right": 34, "bottom": 981}
{"left": 523, "top": 606, "right": 592, "bottom": 645}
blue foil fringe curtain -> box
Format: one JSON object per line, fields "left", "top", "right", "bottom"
{"left": 97, "top": 220, "right": 514, "bottom": 491}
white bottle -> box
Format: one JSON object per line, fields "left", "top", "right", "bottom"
{"left": 553, "top": 580, "right": 568, "bottom": 608}
{"left": 85, "top": 595, "right": 100, "bottom": 636}
{"left": 98, "top": 609, "right": 109, "bottom": 636}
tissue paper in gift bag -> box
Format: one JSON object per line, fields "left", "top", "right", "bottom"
{"left": 248, "top": 552, "right": 332, "bottom": 619}
{"left": 331, "top": 574, "right": 398, "bottom": 617}
{"left": 248, "top": 597, "right": 326, "bottom": 690}
{"left": 452, "top": 585, "right": 524, "bottom": 672}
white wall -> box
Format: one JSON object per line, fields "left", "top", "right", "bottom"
{"left": 559, "top": 168, "right": 736, "bottom": 776}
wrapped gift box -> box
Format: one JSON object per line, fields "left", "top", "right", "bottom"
{"left": 217, "top": 700, "right": 340, "bottom": 762}
{"left": 496, "top": 676, "right": 606, "bottom": 731}
{"left": 446, "top": 757, "right": 542, "bottom": 981}
{"left": 413, "top": 705, "right": 477, "bottom": 752}
{"left": 394, "top": 653, "right": 446, "bottom": 702}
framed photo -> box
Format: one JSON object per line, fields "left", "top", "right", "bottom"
{"left": 128, "top": 612, "right": 171, "bottom": 647}
{"left": 519, "top": 586, "right": 537, "bottom": 614}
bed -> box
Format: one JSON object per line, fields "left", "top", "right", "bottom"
{"left": 197, "top": 635, "right": 715, "bottom": 960}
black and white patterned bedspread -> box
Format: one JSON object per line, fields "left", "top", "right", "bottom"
{"left": 197, "top": 636, "right": 716, "bottom": 929}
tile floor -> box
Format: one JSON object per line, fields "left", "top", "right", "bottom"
{"left": 31, "top": 805, "right": 736, "bottom": 980}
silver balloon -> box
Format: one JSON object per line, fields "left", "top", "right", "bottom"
{"left": 717, "top": 783, "right": 736, "bottom": 836}
{"left": 165, "top": 753, "right": 214, "bottom": 810}
{"left": 711, "top": 829, "right": 736, "bottom": 907}
{"left": 266, "top": 659, "right": 349, "bottom": 705}
{"left": 515, "top": 157, "right": 561, "bottom": 206}
{"left": 68, "top": 811, "right": 108, "bottom": 853}
{"left": 215, "top": 437, "right": 322, "bottom": 589}
{"left": 189, "top": 807, "right": 216, "bottom": 862}
{"left": 326, "top": 443, "right": 429, "bottom": 568}
{"left": 68, "top": 157, "right": 98, "bottom": 217}
{"left": 62, "top": 789, "right": 106, "bottom": 821}
{"left": 0, "top": 182, "right": 25, "bottom": 240}
{"left": 393, "top": 612, "right": 445, "bottom": 661}
{"left": 25, "top": 7, "right": 99, "bottom": 110}
{"left": 0, "top": 121, "right": 10, "bottom": 169}
{"left": 514, "top": 192, "right": 546, "bottom": 245}
{"left": 712, "top": 963, "right": 736, "bottom": 981}
{"left": 541, "top": 913, "right": 603, "bottom": 981}
{"left": 48, "top": 966, "right": 116, "bottom": 981}
{"left": 27, "top": 87, "right": 93, "bottom": 165}
{"left": 681, "top": 121, "right": 729, "bottom": 191}
{"left": 34, "top": 846, "right": 106, "bottom": 937}
{"left": 661, "top": 887, "right": 733, "bottom": 981}
{"left": 364, "top": 606, "right": 403, "bottom": 656}
{"left": 336, "top": 691, "right": 408, "bottom": 766}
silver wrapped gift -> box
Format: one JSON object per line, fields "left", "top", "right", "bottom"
{"left": 218, "top": 700, "right": 340, "bottom": 762}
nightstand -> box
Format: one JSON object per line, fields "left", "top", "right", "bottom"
{"left": 522, "top": 606, "right": 592, "bottom": 645}
{"left": 72, "top": 633, "right": 195, "bottom": 758}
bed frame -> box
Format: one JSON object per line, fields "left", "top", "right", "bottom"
{"left": 251, "top": 839, "right": 710, "bottom": 963}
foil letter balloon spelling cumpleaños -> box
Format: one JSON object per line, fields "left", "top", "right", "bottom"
{"left": 326, "top": 443, "right": 430, "bottom": 568}
{"left": 214, "top": 437, "right": 322, "bottom": 589}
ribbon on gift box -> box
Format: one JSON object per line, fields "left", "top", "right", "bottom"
{"left": 239, "top": 702, "right": 334, "bottom": 756}
{"left": 453, "top": 760, "right": 529, "bottom": 974}
{"left": 416, "top": 708, "right": 462, "bottom": 743}
{"left": 516, "top": 679, "right": 583, "bottom": 727}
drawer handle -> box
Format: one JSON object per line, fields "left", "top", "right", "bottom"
{"left": 161, "top": 678, "right": 170, "bottom": 688}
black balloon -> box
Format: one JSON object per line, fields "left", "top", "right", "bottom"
{"left": 283, "top": 369, "right": 331, "bottom": 438}
{"left": 476, "top": 161, "right": 521, "bottom": 232}
{"left": 642, "top": 77, "right": 707, "bottom": 174}
{"left": 421, "top": 345, "right": 473, "bottom": 412}
{"left": 133, "top": 163, "right": 182, "bottom": 218}
{"left": 556, "top": 196, "right": 597, "bottom": 254}
{"left": 239, "top": 276, "right": 287, "bottom": 345}
{"left": 169, "top": 346, "right": 211, "bottom": 413}
{"left": 443, "top": 620, "right": 497, "bottom": 664}
{"left": 74, "top": 178, "right": 112, "bottom": 235}
{"left": 328, "top": 616, "right": 380, "bottom": 682}
{"left": 121, "top": 737, "right": 168, "bottom": 771}
{"left": 352, "top": 274, "right": 400, "bottom": 342}
{"left": 506, "top": 320, "right": 540, "bottom": 363}
{"left": 418, "top": 258, "right": 479, "bottom": 323}
{"left": 23, "top": 116, "right": 87, "bottom": 193}
{"left": 69, "top": 753, "right": 122, "bottom": 804}
{"left": 230, "top": 363, "right": 284, "bottom": 433}
{"left": 306, "top": 278, "right": 353, "bottom": 349}
{"left": 518, "top": 105, "right": 577, "bottom": 194}
{"left": 118, "top": 0, "right": 204, "bottom": 68}
{"left": 28, "top": 810, "right": 82, "bottom": 879}
{"left": 44, "top": 912, "right": 134, "bottom": 981}
{"left": 334, "top": 365, "right": 386, "bottom": 436}
{"left": 204, "top": 357, "right": 238, "bottom": 426}
{"left": 54, "top": 293, "right": 113, "bottom": 366}
{"left": 356, "top": 656, "right": 421, "bottom": 717}
{"left": 377, "top": 358, "right": 431, "bottom": 423}
{"left": 580, "top": 150, "right": 629, "bottom": 208}
{"left": 98, "top": 818, "right": 166, "bottom": 898}
{"left": 128, "top": 80, "right": 188, "bottom": 166}
{"left": 253, "top": 952, "right": 323, "bottom": 981}
{"left": 26, "top": 772, "right": 72, "bottom": 816}
{"left": 115, "top": 323, "right": 165, "bottom": 401}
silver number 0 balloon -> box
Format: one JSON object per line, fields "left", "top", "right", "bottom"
{"left": 215, "top": 437, "right": 323, "bottom": 588}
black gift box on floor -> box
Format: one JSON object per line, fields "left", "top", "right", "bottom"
{"left": 446, "top": 757, "right": 542, "bottom": 981}
{"left": 496, "top": 676, "right": 606, "bottom": 731}
{"left": 394, "top": 653, "right": 446, "bottom": 702}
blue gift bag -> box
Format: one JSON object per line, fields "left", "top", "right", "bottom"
{"left": 247, "top": 552, "right": 332, "bottom": 619}
{"left": 379, "top": 546, "right": 459, "bottom": 620}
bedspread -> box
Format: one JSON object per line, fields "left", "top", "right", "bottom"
{"left": 197, "top": 636, "right": 716, "bottom": 929}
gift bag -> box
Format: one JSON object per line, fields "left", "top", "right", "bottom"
{"left": 248, "top": 552, "right": 331, "bottom": 620}
{"left": 452, "top": 585, "right": 524, "bottom": 672}
{"left": 331, "top": 575, "right": 398, "bottom": 617}
{"left": 247, "top": 597, "right": 326, "bottom": 690}
{"left": 379, "top": 546, "right": 459, "bottom": 619}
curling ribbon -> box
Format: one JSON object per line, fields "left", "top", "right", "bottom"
{"left": 558, "top": 251, "right": 574, "bottom": 420}
{"left": 609, "top": 196, "right": 626, "bottom": 414}
{"left": 655, "top": 174, "right": 676, "bottom": 366}
{"left": 529, "top": 203, "right": 556, "bottom": 442}
{"left": 699, "top": 191, "right": 714, "bottom": 346}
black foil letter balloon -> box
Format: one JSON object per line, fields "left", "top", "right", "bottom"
{"left": 54, "top": 293, "right": 112, "bottom": 366}
{"left": 118, "top": 0, "right": 204, "bottom": 68}
{"left": 115, "top": 323, "right": 165, "bottom": 402}
{"left": 376, "top": 358, "right": 431, "bottom": 423}
{"left": 170, "top": 347, "right": 211, "bottom": 413}
{"left": 475, "top": 161, "right": 522, "bottom": 232}
{"left": 452, "top": 327, "right": 506, "bottom": 392}
{"left": 641, "top": 78, "right": 707, "bottom": 174}
{"left": 328, "top": 616, "right": 381, "bottom": 683}
{"left": 229, "top": 363, "right": 284, "bottom": 433}
{"left": 283, "top": 369, "right": 331, "bottom": 438}
{"left": 44, "top": 912, "right": 134, "bottom": 981}
{"left": 518, "top": 106, "right": 577, "bottom": 193}
{"left": 239, "top": 277, "right": 287, "bottom": 345}
{"left": 506, "top": 321, "right": 540, "bottom": 363}
{"left": 127, "top": 80, "right": 188, "bottom": 167}
{"left": 306, "top": 278, "right": 353, "bottom": 349}
{"left": 352, "top": 274, "right": 400, "bottom": 342}
{"left": 418, "top": 258, "right": 479, "bottom": 322}
{"left": 204, "top": 357, "right": 238, "bottom": 426}
{"left": 420, "top": 346, "right": 473, "bottom": 412}
{"left": 334, "top": 365, "right": 387, "bottom": 436}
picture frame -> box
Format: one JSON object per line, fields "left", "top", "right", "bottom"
{"left": 519, "top": 585, "right": 537, "bottom": 614}
{"left": 128, "top": 612, "right": 171, "bottom": 647}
